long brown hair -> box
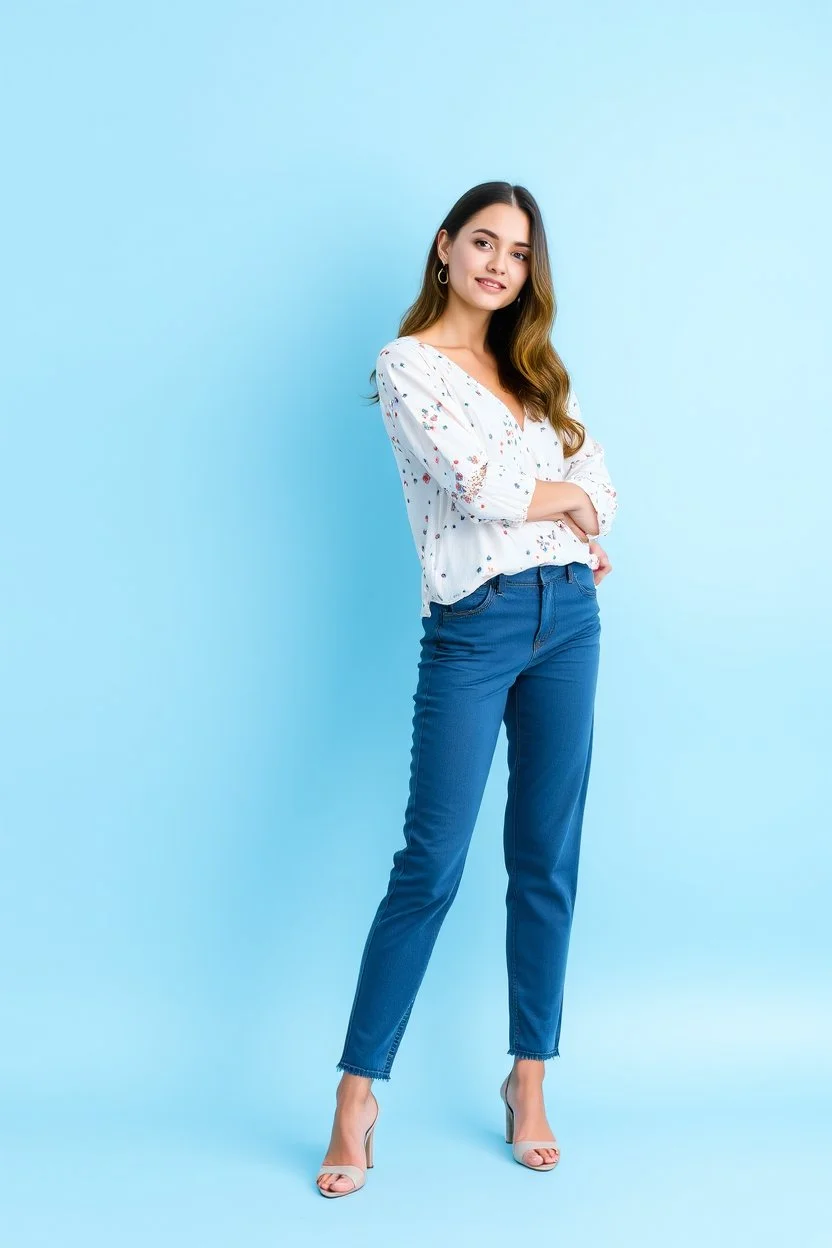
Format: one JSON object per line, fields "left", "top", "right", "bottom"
{"left": 368, "top": 181, "right": 588, "bottom": 456}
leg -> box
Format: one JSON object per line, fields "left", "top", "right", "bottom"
{"left": 499, "top": 601, "right": 600, "bottom": 1169}
{"left": 336, "top": 599, "right": 516, "bottom": 1081}
{"left": 503, "top": 614, "right": 600, "bottom": 1060}
{"left": 321, "top": 592, "right": 519, "bottom": 1194}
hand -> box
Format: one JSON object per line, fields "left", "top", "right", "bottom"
{"left": 552, "top": 514, "right": 613, "bottom": 588}
{"left": 588, "top": 541, "right": 613, "bottom": 587}
{"left": 564, "top": 493, "right": 601, "bottom": 543}
{"left": 557, "top": 512, "right": 594, "bottom": 546}
{"left": 551, "top": 513, "right": 613, "bottom": 588}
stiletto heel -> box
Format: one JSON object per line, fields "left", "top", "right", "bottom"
{"left": 316, "top": 1098, "right": 380, "bottom": 1198}
{"left": 499, "top": 1074, "right": 560, "bottom": 1172}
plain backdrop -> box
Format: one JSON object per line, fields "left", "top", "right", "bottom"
{"left": 1, "top": 1, "right": 830, "bottom": 1244}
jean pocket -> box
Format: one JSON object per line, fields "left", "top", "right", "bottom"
{"left": 572, "top": 563, "right": 598, "bottom": 598}
{"left": 441, "top": 578, "right": 498, "bottom": 619}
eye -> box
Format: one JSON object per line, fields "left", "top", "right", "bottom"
{"left": 474, "top": 238, "right": 529, "bottom": 262}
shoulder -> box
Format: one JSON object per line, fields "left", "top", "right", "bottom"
{"left": 375, "top": 338, "right": 444, "bottom": 405}
{"left": 375, "top": 335, "right": 433, "bottom": 377}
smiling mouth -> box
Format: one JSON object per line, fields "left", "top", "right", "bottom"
{"left": 476, "top": 278, "right": 505, "bottom": 290}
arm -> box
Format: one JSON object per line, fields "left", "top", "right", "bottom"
{"left": 376, "top": 341, "right": 536, "bottom": 524}
{"left": 525, "top": 479, "right": 596, "bottom": 525}
{"left": 560, "top": 390, "right": 619, "bottom": 539}
{"left": 527, "top": 485, "right": 596, "bottom": 545}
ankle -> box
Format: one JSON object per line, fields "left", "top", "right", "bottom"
{"left": 510, "top": 1059, "right": 545, "bottom": 1085}
{"left": 336, "top": 1074, "right": 374, "bottom": 1107}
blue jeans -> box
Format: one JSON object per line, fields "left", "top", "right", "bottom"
{"left": 336, "top": 560, "right": 602, "bottom": 1080}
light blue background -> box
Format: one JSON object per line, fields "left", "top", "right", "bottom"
{"left": 2, "top": 1, "right": 830, "bottom": 1244}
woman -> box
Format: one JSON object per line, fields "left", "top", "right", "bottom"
{"left": 317, "top": 181, "right": 618, "bottom": 1197}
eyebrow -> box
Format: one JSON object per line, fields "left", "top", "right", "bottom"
{"left": 471, "top": 227, "right": 531, "bottom": 249}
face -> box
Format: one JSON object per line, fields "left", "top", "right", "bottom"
{"left": 438, "top": 203, "right": 532, "bottom": 309}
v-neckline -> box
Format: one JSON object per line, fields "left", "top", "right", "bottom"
{"left": 405, "top": 338, "right": 528, "bottom": 435}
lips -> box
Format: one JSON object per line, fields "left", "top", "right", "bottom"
{"left": 476, "top": 277, "right": 505, "bottom": 290}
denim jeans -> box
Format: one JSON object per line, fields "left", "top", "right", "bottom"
{"left": 336, "top": 560, "right": 601, "bottom": 1081}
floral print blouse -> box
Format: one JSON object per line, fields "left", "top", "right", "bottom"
{"left": 375, "top": 335, "right": 619, "bottom": 618}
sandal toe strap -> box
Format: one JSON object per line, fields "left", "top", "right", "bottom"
{"left": 317, "top": 1164, "right": 365, "bottom": 1186}
{"left": 514, "top": 1139, "right": 560, "bottom": 1158}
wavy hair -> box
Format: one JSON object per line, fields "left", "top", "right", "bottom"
{"left": 367, "top": 180, "right": 588, "bottom": 456}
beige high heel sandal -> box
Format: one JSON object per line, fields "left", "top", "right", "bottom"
{"left": 316, "top": 1100, "right": 380, "bottom": 1198}
{"left": 499, "top": 1074, "right": 560, "bottom": 1171}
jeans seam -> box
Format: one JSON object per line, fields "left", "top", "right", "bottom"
{"left": 508, "top": 685, "right": 520, "bottom": 1053}
{"left": 376, "top": 615, "right": 441, "bottom": 1070}
{"left": 383, "top": 996, "right": 415, "bottom": 1075}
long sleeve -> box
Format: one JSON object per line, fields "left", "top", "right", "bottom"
{"left": 376, "top": 341, "right": 536, "bottom": 525}
{"left": 562, "top": 390, "right": 618, "bottom": 539}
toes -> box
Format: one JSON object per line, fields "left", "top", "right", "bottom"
{"left": 318, "top": 1172, "right": 355, "bottom": 1193}
{"left": 524, "top": 1146, "right": 557, "bottom": 1165}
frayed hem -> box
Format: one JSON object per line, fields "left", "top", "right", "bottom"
{"left": 336, "top": 1061, "right": 391, "bottom": 1082}
{"left": 507, "top": 1048, "right": 560, "bottom": 1060}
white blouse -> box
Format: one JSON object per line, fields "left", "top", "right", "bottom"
{"left": 376, "top": 335, "right": 619, "bottom": 618}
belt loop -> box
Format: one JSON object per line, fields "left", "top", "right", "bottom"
{"left": 565, "top": 562, "right": 574, "bottom": 583}
{"left": 495, "top": 572, "right": 504, "bottom": 596}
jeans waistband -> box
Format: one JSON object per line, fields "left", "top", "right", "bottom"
{"left": 489, "top": 562, "right": 579, "bottom": 591}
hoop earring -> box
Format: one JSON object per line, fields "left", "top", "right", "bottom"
{"left": 437, "top": 264, "right": 449, "bottom": 285}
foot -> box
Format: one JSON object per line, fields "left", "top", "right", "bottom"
{"left": 317, "top": 1081, "right": 379, "bottom": 1195}
{"left": 506, "top": 1062, "right": 559, "bottom": 1167}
